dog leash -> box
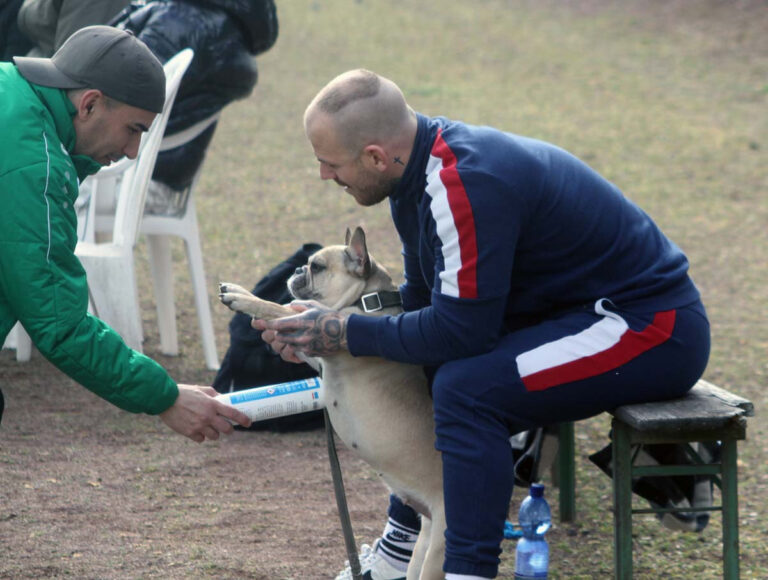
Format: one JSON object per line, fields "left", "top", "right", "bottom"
{"left": 324, "top": 407, "right": 363, "bottom": 579}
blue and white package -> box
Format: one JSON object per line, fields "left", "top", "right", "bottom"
{"left": 215, "top": 378, "right": 325, "bottom": 423}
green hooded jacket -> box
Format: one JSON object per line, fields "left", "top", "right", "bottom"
{"left": 0, "top": 62, "right": 178, "bottom": 415}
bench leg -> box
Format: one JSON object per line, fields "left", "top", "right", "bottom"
{"left": 721, "top": 438, "right": 740, "bottom": 580}
{"left": 557, "top": 422, "right": 576, "bottom": 522}
{"left": 612, "top": 420, "right": 633, "bottom": 580}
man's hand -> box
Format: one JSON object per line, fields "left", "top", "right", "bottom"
{"left": 252, "top": 301, "right": 349, "bottom": 362}
{"left": 160, "top": 384, "right": 251, "bottom": 443}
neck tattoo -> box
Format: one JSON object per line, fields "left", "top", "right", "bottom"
{"left": 394, "top": 156, "right": 405, "bottom": 166}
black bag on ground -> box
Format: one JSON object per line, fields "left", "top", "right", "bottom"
{"left": 213, "top": 243, "right": 324, "bottom": 432}
{"left": 509, "top": 426, "right": 560, "bottom": 488}
{"left": 589, "top": 439, "right": 721, "bottom": 532}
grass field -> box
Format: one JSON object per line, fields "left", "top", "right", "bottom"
{"left": 1, "top": 1, "right": 766, "bottom": 578}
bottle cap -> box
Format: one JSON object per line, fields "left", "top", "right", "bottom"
{"left": 530, "top": 483, "right": 545, "bottom": 498}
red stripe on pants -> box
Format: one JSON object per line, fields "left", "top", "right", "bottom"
{"left": 522, "top": 310, "right": 676, "bottom": 392}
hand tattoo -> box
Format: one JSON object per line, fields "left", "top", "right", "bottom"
{"left": 284, "top": 308, "right": 348, "bottom": 356}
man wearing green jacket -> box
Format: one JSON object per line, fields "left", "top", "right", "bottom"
{"left": 0, "top": 25, "right": 250, "bottom": 440}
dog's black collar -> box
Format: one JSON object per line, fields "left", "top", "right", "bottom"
{"left": 355, "top": 291, "right": 402, "bottom": 313}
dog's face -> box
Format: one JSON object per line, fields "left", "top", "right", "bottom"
{"left": 287, "top": 227, "right": 392, "bottom": 311}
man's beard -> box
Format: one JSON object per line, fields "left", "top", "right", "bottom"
{"left": 351, "top": 176, "right": 401, "bottom": 207}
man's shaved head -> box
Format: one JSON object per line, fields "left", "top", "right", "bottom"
{"left": 304, "top": 69, "right": 413, "bottom": 153}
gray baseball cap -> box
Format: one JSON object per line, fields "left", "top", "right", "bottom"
{"left": 14, "top": 25, "right": 165, "bottom": 114}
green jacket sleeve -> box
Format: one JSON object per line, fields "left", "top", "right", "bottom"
{"left": 0, "top": 152, "right": 179, "bottom": 415}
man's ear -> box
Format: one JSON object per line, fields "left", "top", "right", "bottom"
{"left": 74, "top": 89, "right": 103, "bottom": 120}
{"left": 361, "top": 144, "right": 389, "bottom": 172}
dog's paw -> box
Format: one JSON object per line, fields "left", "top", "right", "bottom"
{"left": 218, "top": 282, "right": 252, "bottom": 297}
{"left": 218, "top": 282, "right": 255, "bottom": 312}
{"left": 218, "top": 292, "right": 252, "bottom": 314}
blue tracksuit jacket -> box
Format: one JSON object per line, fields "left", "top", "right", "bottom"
{"left": 346, "top": 113, "right": 700, "bottom": 365}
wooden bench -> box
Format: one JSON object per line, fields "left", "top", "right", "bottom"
{"left": 554, "top": 379, "right": 754, "bottom": 579}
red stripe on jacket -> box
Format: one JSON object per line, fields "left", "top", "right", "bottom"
{"left": 432, "top": 130, "right": 479, "bottom": 298}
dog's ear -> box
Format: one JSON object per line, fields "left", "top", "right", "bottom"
{"left": 344, "top": 228, "right": 352, "bottom": 246}
{"left": 345, "top": 227, "right": 371, "bottom": 279}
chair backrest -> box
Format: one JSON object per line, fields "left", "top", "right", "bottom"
{"left": 158, "top": 111, "right": 221, "bottom": 154}
{"left": 113, "top": 48, "right": 194, "bottom": 246}
{"left": 80, "top": 48, "right": 194, "bottom": 247}
{"left": 139, "top": 111, "right": 221, "bottom": 219}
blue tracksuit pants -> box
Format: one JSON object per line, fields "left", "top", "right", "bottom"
{"left": 430, "top": 299, "right": 710, "bottom": 577}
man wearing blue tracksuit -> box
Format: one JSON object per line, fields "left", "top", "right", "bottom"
{"left": 259, "top": 69, "right": 710, "bottom": 579}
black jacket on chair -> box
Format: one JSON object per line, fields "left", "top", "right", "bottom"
{"left": 0, "top": 0, "right": 34, "bottom": 60}
{"left": 112, "top": 0, "right": 278, "bottom": 190}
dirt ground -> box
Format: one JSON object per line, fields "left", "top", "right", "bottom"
{"left": 0, "top": 354, "right": 395, "bottom": 579}
{"left": 2, "top": 348, "right": 636, "bottom": 579}
{"left": 0, "top": 351, "right": 746, "bottom": 580}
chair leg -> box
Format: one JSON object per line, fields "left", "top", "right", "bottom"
{"left": 147, "top": 234, "right": 179, "bottom": 356}
{"left": 612, "top": 419, "right": 633, "bottom": 580}
{"left": 182, "top": 225, "right": 219, "bottom": 371}
{"left": 16, "top": 325, "right": 32, "bottom": 361}
{"left": 557, "top": 422, "right": 576, "bottom": 522}
{"left": 720, "top": 438, "right": 740, "bottom": 580}
{"left": 7, "top": 323, "right": 33, "bottom": 362}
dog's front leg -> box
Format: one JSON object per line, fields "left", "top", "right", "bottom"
{"left": 408, "top": 509, "right": 446, "bottom": 580}
{"left": 407, "top": 517, "right": 430, "bottom": 580}
{"left": 218, "top": 282, "right": 296, "bottom": 320}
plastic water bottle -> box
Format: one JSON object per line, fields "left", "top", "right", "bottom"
{"left": 514, "top": 483, "right": 551, "bottom": 579}
{"left": 215, "top": 377, "right": 324, "bottom": 423}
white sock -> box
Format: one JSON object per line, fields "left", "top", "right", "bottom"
{"left": 375, "top": 516, "right": 419, "bottom": 572}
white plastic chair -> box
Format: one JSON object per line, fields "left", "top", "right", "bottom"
{"left": 3, "top": 49, "right": 194, "bottom": 360}
{"left": 77, "top": 49, "right": 194, "bottom": 352}
{"left": 91, "top": 113, "right": 222, "bottom": 370}
{"left": 2, "top": 323, "right": 31, "bottom": 360}
{"left": 146, "top": 114, "right": 221, "bottom": 370}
